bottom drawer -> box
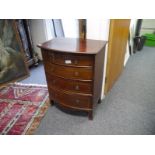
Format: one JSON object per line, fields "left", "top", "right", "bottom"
{"left": 50, "top": 88, "right": 92, "bottom": 111}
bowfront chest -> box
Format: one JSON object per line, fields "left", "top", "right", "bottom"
{"left": 38, "top": 38, "right": 107, "bottom": 120}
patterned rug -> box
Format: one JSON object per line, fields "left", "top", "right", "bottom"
{"left": 0, "top": 83, "right": 49, "bottom": 135}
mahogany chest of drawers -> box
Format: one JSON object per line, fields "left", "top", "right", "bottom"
{"left": 38, "top": 38, "right": 107, "bottom": 120}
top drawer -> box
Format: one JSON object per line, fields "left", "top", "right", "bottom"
{"left": 42, "top": 50, "right": 94, "bottom": 67}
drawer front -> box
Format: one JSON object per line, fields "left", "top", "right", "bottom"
{"left": 45, "top": 63, "right": 93, "bottom": 81}
{"left": 42, "top": 50, "right": 94, "bottom": 67}
{"left": 50, "top": 88, "right": 92, "bottom": 110}
{"left": 46, "top": 75, "right": 93, "bottom": 94}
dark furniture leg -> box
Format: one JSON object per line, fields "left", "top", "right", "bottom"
{"left": 88, "top": 111, "right": 93, "bottom": 120}
{"left": 98, "top": 98, "right": 102, "bottom": 104}
{"left": 50, "top": 99, "right": 55, "bottom": 106}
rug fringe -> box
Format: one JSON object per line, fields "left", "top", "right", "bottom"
{"left": 25, "top": 97, "right": 50, "bottom": 135}
{"left": 0, "top": 83, "right": 49, "bottom": 135}
{"left": 14, "top": 82, "right": 47, "bottom": 87}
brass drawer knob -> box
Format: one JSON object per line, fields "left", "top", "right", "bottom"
{"left": 52, "top": 80, "right": 56, "bottom": 84}
{"left": 75, "top": 99, "right": 80, "bottom": 104}
{"left": 51, "top": 68, "right": 54, "bottom": 72}
{"left": 75, "top": 85, "right": 79, "bottom": 90}
{"left": 74, "top": 71, "right": 79, "bottom": 76}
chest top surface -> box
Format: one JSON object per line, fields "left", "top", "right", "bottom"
{"left": 38, "top": 38, "right": 107, "bottom": 54}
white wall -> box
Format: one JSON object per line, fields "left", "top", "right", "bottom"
{"left": 140, "top": 19, "right": 155, "bottom": 35}
{"left": 87, "top": 19, "right": 110, "bottom": 99}
{"left": 61, "top": 19, "right": 79, "bottom": 38}
{"left": 124, "top": 19, "right": 139, "bottom": 67}
{"left": 129, "top": 19, "right": 138, "bottom": 54}
{"left": 29, "top": 19, "right": 54, "bottom": 60}
{"left": 87, "top": 20, "right": 110, "bottom": 40}
{"left": 142, "top": 19, "right": 155, "bottom": 28}
{"left": 124, "top": 42, "right": 130, "bottom": 66}
{"left": 45, "top": 19, "right": 55, "bottom": 40}
{"left": 30, "top": 19, "right": 79, "bottom": 60}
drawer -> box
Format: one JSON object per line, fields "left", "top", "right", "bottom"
{"left": 50, "top": 88, "right": 92, "bottom": 110}
{"left": 45, "top": 63, "right": 93, "bottom": 81}
{"left": 46, "top": 75, "right": 93, "bottom": 94}
{"left": 43, "top": 50, "right": 94, "bottom": 67}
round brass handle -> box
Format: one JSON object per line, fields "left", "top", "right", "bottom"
{"left": 52, "top": 80, "right": 56, "bottom": 84}
{"left": 75, "top": 99, "right": 80, "bottom": 104}
{"left": 51, "top": 68, "right": 54, "bottom": 72}
{"left": 75, "top": 85, "right": 79, "bottom": 90}
{"left": 74, "top": 71, "right": 79, "bottom": 76}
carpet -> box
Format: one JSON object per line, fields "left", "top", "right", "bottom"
{"left": 0, "top": 83, "right": 49, "bottom": 135}
{"left": 35, "top": 46, "right": 155, "bottom": 135}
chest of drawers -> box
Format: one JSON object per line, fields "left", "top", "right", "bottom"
{"left": 38, "top": 38, "right": 107, "bottom": 120}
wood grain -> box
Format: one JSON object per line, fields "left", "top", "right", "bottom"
{"left": 105, "top": 19, "right": 131, "bottom": 94}
{"left": 39, "top": 38, "right": 106, "bottom": 120}
{"left": 38, "top": 38, "right": 107, "bottom": 54}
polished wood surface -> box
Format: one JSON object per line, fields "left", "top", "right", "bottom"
{"left": 49, "top": 87, "right": 92, "bottom": 110}
{"left": 105, "top": 19, "right": 130, "bottom": 94}
{"left": 46, "top": 74, "right": 93, "bottom": 94}
{"left": 43, "top": 50, "right": 94, "bottom": 67}
{"left": 38, "top": 38, "right": 107, "bottom": 54}
{"left": 93, "top": 46, "right": 106, "bottom": 104}
{"left": 45, "top": 63, "right": 93, "bottom": 81}
{"left": 39, "top": 38, "right": 106, "bottom": 120}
